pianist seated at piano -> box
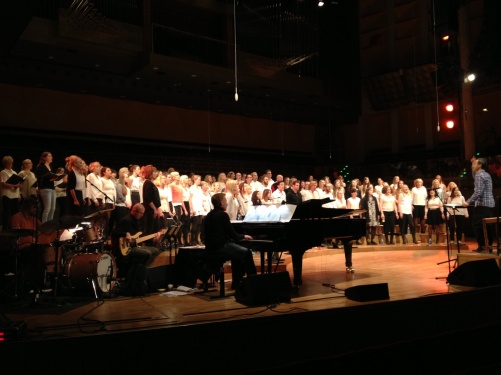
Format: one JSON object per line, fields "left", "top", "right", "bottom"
{"left": 233, "top": 194, "right": 366, "bottom": 287}
{"left": 203, "top": 193, "right": 257, "bottom": 289}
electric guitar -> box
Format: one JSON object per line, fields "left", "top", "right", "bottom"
{"left": 119, "top": 229, "right": 167, "bottom": 256}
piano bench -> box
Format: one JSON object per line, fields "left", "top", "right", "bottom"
{"left": 197, "top": 253, "right": 228, "bottom": 298}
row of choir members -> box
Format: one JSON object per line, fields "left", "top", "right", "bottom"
{"left": 2, "top": 151, "right": 467, "bottom": 245}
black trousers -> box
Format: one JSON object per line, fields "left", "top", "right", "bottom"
{"left": 471, "top": 206, "right": 493, "bottom": 248}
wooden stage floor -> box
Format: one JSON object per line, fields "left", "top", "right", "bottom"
{"left": 1, "top": 238, "right": 496, "bottom": 340}
{"left": 2, "top": 238, "right": 501, "bottom": 374}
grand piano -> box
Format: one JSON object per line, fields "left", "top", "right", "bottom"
{"left": 232, "top": 198, "right": 366, "bottom": 286}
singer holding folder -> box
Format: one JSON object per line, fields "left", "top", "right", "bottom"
{"left": 65, "top": 155, "right": 89, "bottom": 216}
{"left": 1, "top": 155, "right": 22, "bottom": 229}
{"left": 35, "top": 151, "right": 58, "bottom": 223}
{"left": 463, "top": 157, "right": 495, "bottom": 253}
{"left": 446, "top": 187, "right": 468, "bottom": 245}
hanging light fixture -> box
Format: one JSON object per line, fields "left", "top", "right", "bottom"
{"left": 234, "top": 0, "right": 238, "bottom": 102}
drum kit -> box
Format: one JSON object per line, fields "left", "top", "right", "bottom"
{"left": 1, "top": 209, "right": 117, "bottom": 301}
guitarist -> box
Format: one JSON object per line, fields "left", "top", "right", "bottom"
{"left": 112, "top": 203, "right": 161, "bottom": 279}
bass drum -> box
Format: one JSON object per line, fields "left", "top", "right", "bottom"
{"left": 64, "top": 252, "right": 116, "bottom": 294}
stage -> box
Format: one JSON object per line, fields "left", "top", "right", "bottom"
{"left": 2, "top": 239, "right": 501, "bottom": 374}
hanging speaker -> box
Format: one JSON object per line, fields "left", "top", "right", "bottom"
{"left": 447, "top": 259, "right": 501, "bottom": 287}
{"left": 345, "top": 283, "right": 390, "bottom": 302}
{"left": 234, "top": 271, "right": 292, "bottom": 306}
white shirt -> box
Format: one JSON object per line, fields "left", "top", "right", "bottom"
{"left": 0, "top": 169, "right": 21, "bottom": 199}
{"left": 399, "top": 193, "right": 413, "bottom": 215}
{"left": 158, "top": 186, "right": 171, "bottom": 213}
{"left": 189, "top": 184, "right": 204, "bottom": 216}
{"left": 101, "top": 177, "right": 116, "bottom": 203}
{"left": 271, "top": 189, "right": 286, "bottom": 204}
{"left": 411, "top": 186, "right": 427, "bottom": 206}
{"left": 86, "top": 173, "right": 103, "bottom": 203}
{"left": 250, "top": 180, "right": 262, "bottom": 193}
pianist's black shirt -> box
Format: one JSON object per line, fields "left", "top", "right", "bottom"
{"left": 203, "top": 206, "right": 245, "bottom": 252}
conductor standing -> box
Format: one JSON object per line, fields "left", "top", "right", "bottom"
{"left": 463, "top": 157, "right": 495, "bottom": 253}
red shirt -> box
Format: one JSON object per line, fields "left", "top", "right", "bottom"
{"left": 10, "top": 212, "right": 41, "bottom": 249}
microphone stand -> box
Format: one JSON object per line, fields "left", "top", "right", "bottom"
{"left": 85, "top": 178, "right": 115, "bottom": 242}
{"left": 439, "top": 204, "right": 462, "bottom": 269}
{"left": 435, "top": 189, "right": 452, "bottom": 280}
{"left": 85, "top": 178, "right": 114, "bottom": 208}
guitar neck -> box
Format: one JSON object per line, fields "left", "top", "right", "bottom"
{"left": 121, "top": 229, "right": 167, "bottom": 256}
{"left": 135, "top": 233, "right": 157, "bottom": 245}
{"left": 135, "top": 229, "right": 167, "bottom": 245}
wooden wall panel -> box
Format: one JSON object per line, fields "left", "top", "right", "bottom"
{"left": 0, "top": 83, "right": 315, "bottom": 153}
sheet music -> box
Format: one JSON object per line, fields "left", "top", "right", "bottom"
{"left": 240, "top": 204, "right": 297, "bottom": 223}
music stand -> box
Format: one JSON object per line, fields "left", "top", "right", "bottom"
{"left": 438, "top": 204, "right": 463, "bottom": 273}
{"left": 435, "top": 193, "right": 453, "bottom": 279}
{"left": 161, "top": 222, "right": 182, "bottom": 264}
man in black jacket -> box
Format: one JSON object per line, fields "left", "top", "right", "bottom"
{"left": 203, "top": 193, "right": 256, "bottom": 289}
{"left": 286, "top": 180, "right": 302, "bottom": 205}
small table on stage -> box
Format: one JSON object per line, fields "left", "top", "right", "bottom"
{"left": 483, "top": 217, "right": 500, "bottom": 254}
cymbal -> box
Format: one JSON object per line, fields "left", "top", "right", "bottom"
{"left": 0, "top": 228, "right": 36, "bottom": 238}
{"left": 84, "top": 208, "right": 114, "bottom": 219}
{"left": 39, "top": 216, "right": 84, "bottom": 234}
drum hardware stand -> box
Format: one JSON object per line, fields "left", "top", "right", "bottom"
{"left": 1, "top": 239, "right": 22, "bottom": 300}
{"left": 49, "top": 232, "right": 66, "bottom": 301}
{"left": 102, "top": 262, "right": 116, "bottom": 299}
{"left": 88, "top": 275, "right": 99, "bottom": 300}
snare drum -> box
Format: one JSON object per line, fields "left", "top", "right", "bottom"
{"left": 64, "top": 252, "right": 116, "bottom": 293}
{"left": 83, "top": 226, "right": 98, "bottom": 243}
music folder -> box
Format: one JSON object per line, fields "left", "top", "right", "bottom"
{"left": 44, "top": 172, "right": 66, "bottom": 181}
{"left": 6, "top": 174, "right": 25, "bottom": 185}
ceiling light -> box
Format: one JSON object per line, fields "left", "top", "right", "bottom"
{"left": 318, "top": 1, "right": 324, "bottom": 6}
{"left": 464, "top": 73, "right": 475, "bottom": 83}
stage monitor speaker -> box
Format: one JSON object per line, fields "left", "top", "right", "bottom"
{"left": 446, "top": 258, "right": 501, "bottom": 287}
{"left": 147, "top": 265, "right": 167, "bottom": 292}
{"left": 345, "top": 283, "right": 390, "bottom": 302}
{"left": 234, "top": 271, "right": 292, "bottom": 306}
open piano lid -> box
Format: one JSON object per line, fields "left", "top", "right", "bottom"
{"left": 241, "top": 198, "right": 355, "bottom": 223}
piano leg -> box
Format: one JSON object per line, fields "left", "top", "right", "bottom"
{"left": 342, "top": 239, "right": 353, "bottom": 268}
{"left": 290, "top": 249, "right": 306, "bottom": 286}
